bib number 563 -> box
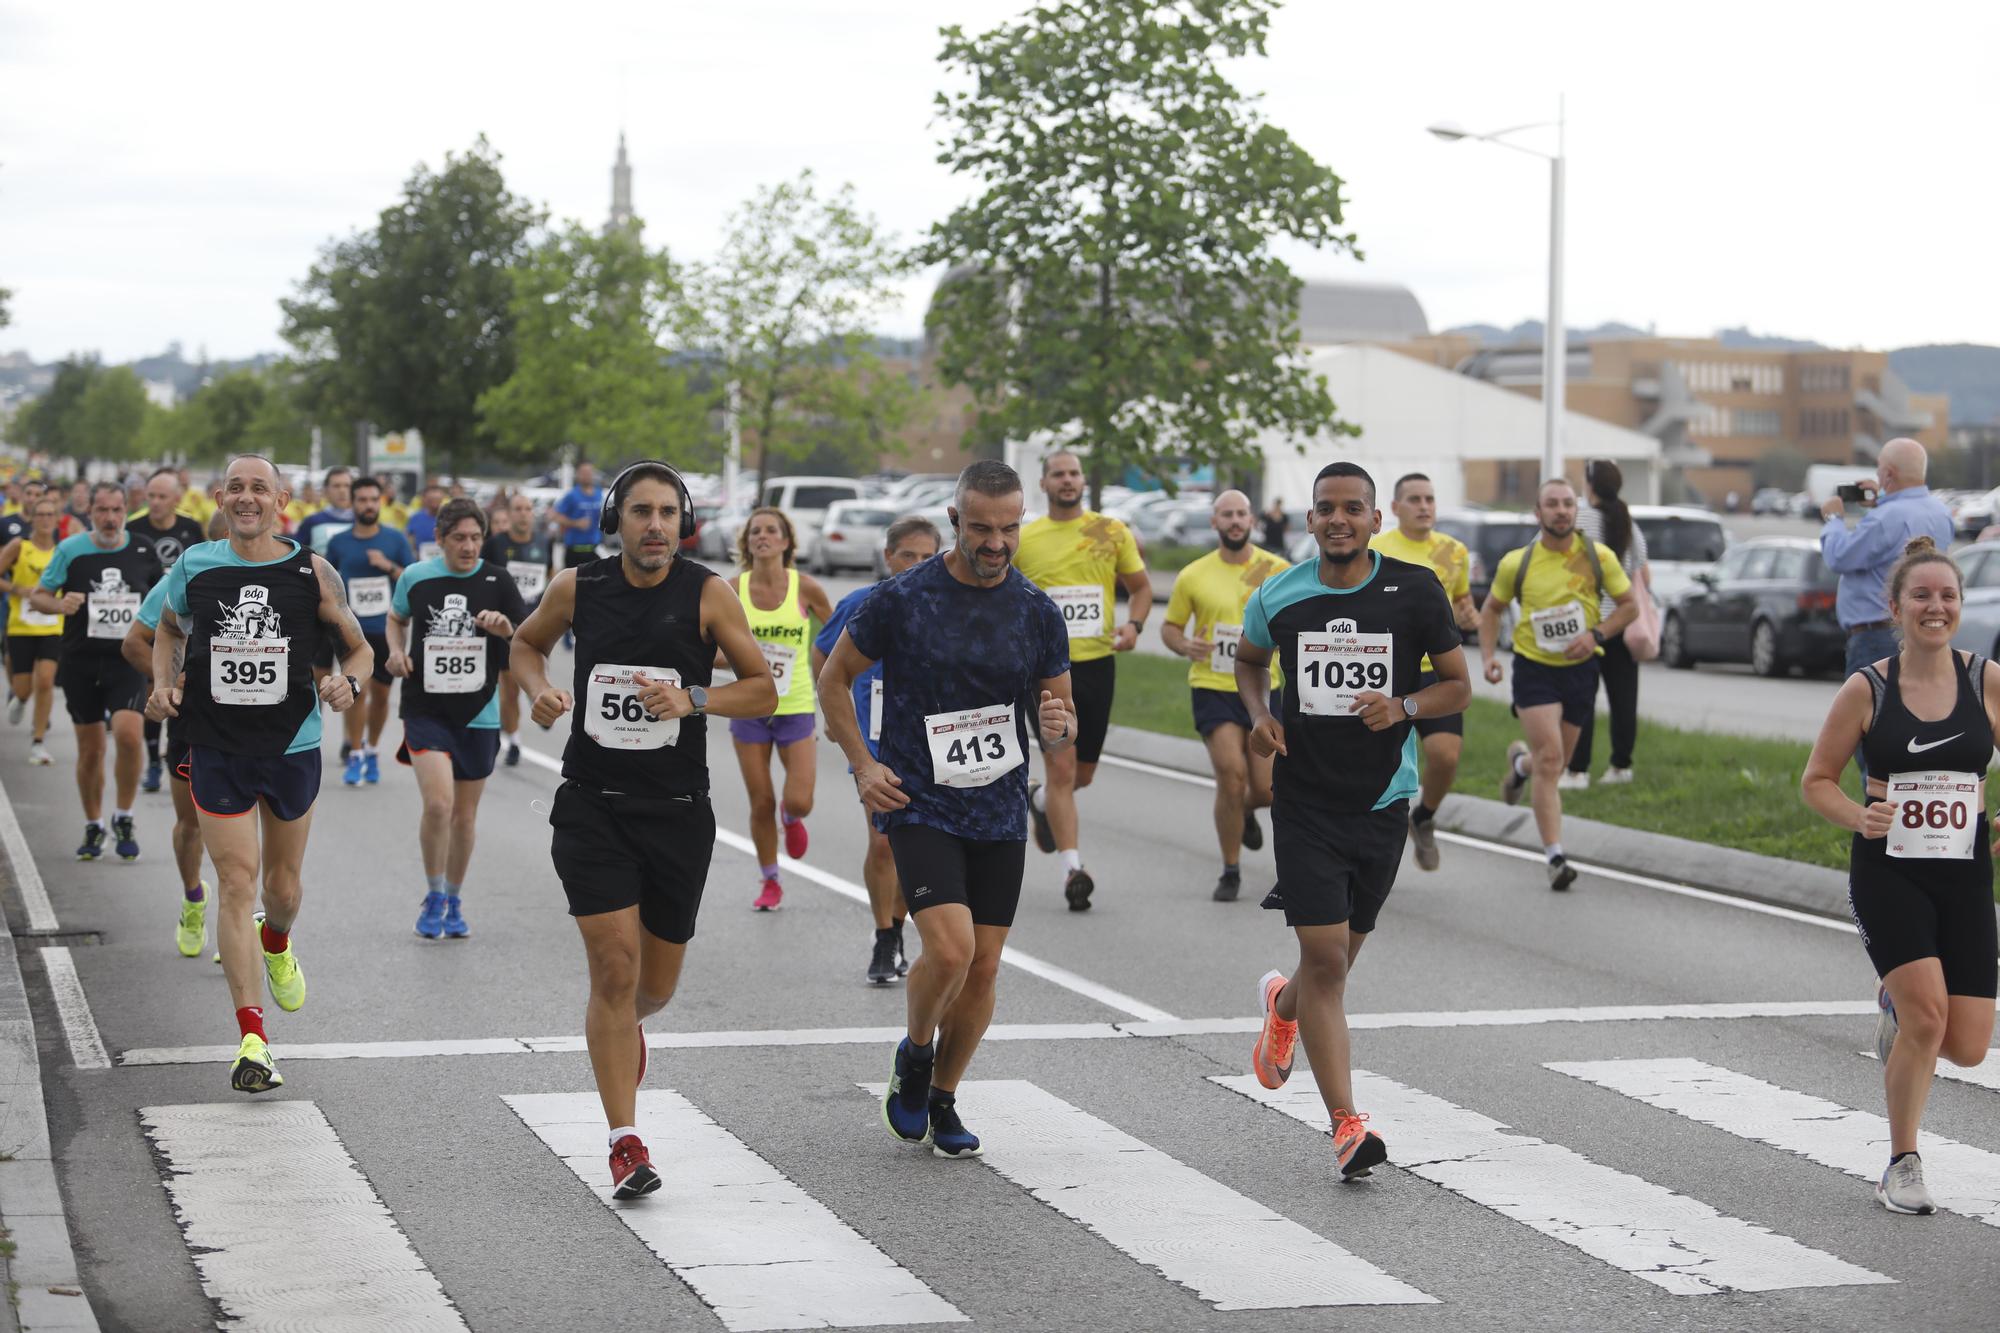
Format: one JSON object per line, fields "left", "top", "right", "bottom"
{"left": 600, "top": 693, "right": 651, "bottom": 723}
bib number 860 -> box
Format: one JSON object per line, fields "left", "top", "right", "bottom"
{"left": 1302, "top": 659, "right": 1387, "bottom": 691}
{"left": 1901, "top": 799, "right": 1969, "bottom": 831}
{"left": 218, "top": 659, "right": 279, "bottom": 686}
{"left": 945, "top": 733, "right": 1006, "bottom": 766}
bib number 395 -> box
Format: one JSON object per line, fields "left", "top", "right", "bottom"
{"left": 925, "top": 703, "right": 1022, "bottom": 789}
{"left": 1885, "top": 770, "right": 1980, "bottom": 860}
{"left": 584, "top": 664, "right": 681, "bottom": 750}
{"left": 210, "top": 637, "right": 290, "bottom": 706}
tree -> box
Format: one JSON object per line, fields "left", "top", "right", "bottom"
{"left": 919, "top": 0, "right": 1358, "bottom": 502}
{"left": 479, "top": 220, "right": 705, "bottom": 467}
{"left": 72, "top": 367, "right": 150, "bottom": 461}
{"left": 0, "top": 284, "right": 11, "bottom": 329}
{"left": 684, "top": 172, "right": 913, "bottom": 493}
{"left": 15, "top": 356, "right": 101, "bottom": 456}
{"left": 281, "top": 136, "right": 543, "bottom": 473}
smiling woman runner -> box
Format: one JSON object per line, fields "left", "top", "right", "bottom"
{"left": 1801, "top": 535, "right": 1998, "bottom": 1217}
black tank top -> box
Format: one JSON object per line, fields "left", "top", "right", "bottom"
{"left": 564, "top": 555, "right": 716, "bottom": 796}
{"left": 1856, "top": 651, "right": 1993, "bottom": 880}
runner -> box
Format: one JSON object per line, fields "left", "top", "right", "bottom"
{"left": 130, "top": 467, "right": 209, "bottom": 794}
{"left": 1476, "top": 477, "right": 1636, "bottom": 891}
{"left": 384, "top": 498, "right": 526, "bottom": 939}
{"left": 729, "top": 507, "right": 833, "bottom": 911}
{"left": 811, "top": 514, "right": 942, "bottom": 981}
{"left": 31, "top": 483, "right": 163, "bottom": 861}
{"left": 125, "top": 563, "right": 217, "bottom": 959}
{"left": 552, "top": 461, "right": 604, "bottom": 572}
{"left": 1159, "top": 490, "right": 1288, "bottom": 901}
{"left": 1801, "top": 536, "right": 1997, "bottom": 1216}
{"left": 325, "top": 476, "right": 414, "bottom": 786}
{"left": 1369, "top": 473, "right": 1478, "bottom": 871}
{"left": 1235, "top": 461, "right": 1469, "bottom": 1180}
{"left": 0, "top": 496, "right": 64, "bottom": 765}
{"left": 405, "top": 480, "right": 446, "bottom": 562}
{"left": 1014, "top": 450, "right": 1150, "bottom": 911}
{"left": 481, "top": 492, "right": 553, "bottom": 769}
{"left": 819, "top": 460, "right": 1073, "bottom": 1159}
{"left": 509, "top": 461, "right": 776, "bottom": 1199}
{"left": 150, "top": 454, "right": 371, "bottom": 1093}
{"left": 295, "top": 467, "right": 355, "bottom": 556}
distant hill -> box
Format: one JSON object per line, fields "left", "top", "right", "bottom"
{"left": 1889, "top": 344, "right": 2000, "bottom": 425}
{"left": 1714, "top": 326, "right": 1823, "bottom": 351}
{"left": 1445, "top": 319, "right": 1649, "bottom": 347}
{"left": 0, "top": 343, "right": 279, "bottom": 401}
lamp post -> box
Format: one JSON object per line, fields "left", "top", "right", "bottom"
{"left": 1428, "top": 98, "right": 1567, "bottom": 482}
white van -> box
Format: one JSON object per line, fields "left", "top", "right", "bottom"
{"left": 759, "top": 476, "right": 865, "bottom": 564}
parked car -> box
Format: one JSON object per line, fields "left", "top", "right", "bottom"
{"left": 760, "top": 475, "right": 866, "bottom": 564}
{"left": 1630, "top": 505, "right": 1730, "bottom": 606}
{"left": 1660, "top": 537, "right": 1842, "bottom": 677}
{"left": 812, "top": 500, "right": 902, "bottom": 575}
{"left": 1948, "top": 540, "right": 2000, "bottom": 658}
{"left": 697, "top": 500, "right": 754, "bottom": 565}
{"left": 1750, "top": 487, "right": 1792, "bottom": 516}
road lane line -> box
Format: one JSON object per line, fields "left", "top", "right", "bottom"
{"left": 511, "top": 741, "right": 1179, "bottom": 1022}
{"left": 39, "top": 946, "right": 108, "bottom": 1069}
{"left": 0, "top": 771, "right": 60, "bottom": 931}
{"left": 1215, "top": 1070, "right": 1891, "bottom": 1294}
{"left": 1549, "top": 1057, "right": 2000, "bottom": 1228}
{"left": 510, "top": 1090, "right": 965, "bottom": 1330}
{"left": 861, "top": 1078, "right": 1434, "bottom": 1309}
{"left": 141, "top": 1100, "right": 466, "bottom": 1330}
{"left": 1129, "top": 998, "right": 1875, "bottom": 1038}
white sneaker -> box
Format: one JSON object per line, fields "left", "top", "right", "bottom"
{"left": 28, "top": 741, "right": 52, "bottom": 766}
{"left": 1599, "top": 767, "right": 1633, "bottom": 786}
{"left": 1556, "top": 770, "right": 1590, "bottom": 791}
{"left": 6, "top": 696, "right": 22, "bottom": 726}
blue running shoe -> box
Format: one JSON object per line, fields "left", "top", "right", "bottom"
{"left": 141, "top": 761, "right": 163, "bottom": 793}
{"left": 928, "top": 1092, "right": 982, "bottom": 1159}
{"left": 76, "top": 823, "right": 106, "bottom": 861}
{"left": 112, "top": 814, "right": 139, "bottom": 862}
{"left": 343, "top": 753, "right": 363, "bottom": 786}
{"left": 362, "top": 752, "right": 381, "bottom": 785}
{"left": 882, "top": 1038, "right": 934, "bottom": 1144}
{"left": 415, "top": 891, "right": 448, "bottom": 939}
{"left": 442, "top": 896, "right": 469, "bottom": 939}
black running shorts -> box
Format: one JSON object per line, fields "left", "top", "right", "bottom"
{"left": 1269, "top": 798, "right": 1407, "bottom": 932}
{"left": 1045, "top": 654, "right": 1115, "bottom": 765}
{"left": 1412, "top": 670, "right": 1463, "bottom": 739}
{"left": 362, "top": 630, "right": 394, "bottom": 685}
{"left": 185, "top": 745, "right": 322, "bottom": 823}
{"left": 887, "top": 824, "right": 1027, "bottom": 928}
{"left": 397, "top": 716, "right": 501, "bottom": 782}
{"left": 7, "top": 635, "right": 59, "bottom": 675}
{"left": 58, "top": 655, "right": 147, "bottom": 725}
{"left": 550, "top": 780, "right": 714, "bottom": 944}
{"left": 1849, "top": 831, "right": 1999, "bottom": 998}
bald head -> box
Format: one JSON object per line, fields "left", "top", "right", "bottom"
{"left": 1211, "top": 488, "right": 1254, "bottom": 552}
{"left": 1212, "top": 488, "right": 1250, "bottom": 514}
{"left": 1878, "top": 438, "right": 1928, "bottom": 493}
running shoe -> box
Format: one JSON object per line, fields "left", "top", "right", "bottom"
{"left": 1556, "top": 770, "right": 1590, "bottom": 791}
{"left": 112, "top": 814, "right": 139, "bottom": 862}
{"left": 609, "top": 1134, "right": 662, "bottom": 1200}
{"left": 1876, "top": 1154, "right": 1935, "bottom": 1215}
{"left": 752, "top": 878, "right": 783, "bottom": 911}
{"left": 141, "top": 761, "right": 163, "bottom": 793}
{"left": 868, "top": 934, "right": 900, "bottom": 984}
{"left": 256, "top": 912, "right": 306, "bottom": 1012}
{"left": 1410, "top": 813, "right": 1439, "bottom": 871}
{"left": 1063, "top": 866, "right": 1095, "bottom": 912}
{"left": 28, "top": 741, "right": 52, "bottom": 766}
{"left": 442, "top": 896, "right": 469, "bottom": 939}
{"left": 362, "top": 752, "right": 381, "bottom": 785}
{"left": 76, "top": 823, "right": 106, "bottom": 861}
{"left": 1213, "top": 869, "right": 1241, "bottom": 903}
{"left": 415, "top": 890, "right": 449, "bottom": 939}
{"left": 1600, "top": 766, "right": 1634, "bottom": 786}
{"left": 340, "top": 740, "right": 353, "bottom": 762}
{"left": 342, "top": 752, "right": 363, "bottom": 786}
{"left": 929, "top": 1092, "right": 983, "bottom": 1159}
{"left": 1501, "top": 740, "right": 1531, "bottom": 805}
{"left": 882, "top": 1038, "right": 934, "bottom": 1144}
{"left": 1241, "top": 809, "right": 1264, "bottom": 851}
{"left": 5, "top": 695, "right": 22, "bottom": 726}
{"left": 1331, "top": 1110, "right": 1386, "bottom": 1180}
{"left": 783, "top": 815, "right": 809, "bottom": 860}
{"left": 1876, "top": 982, "right": 1899, "bottom": 1065}
{"left": 505, "top": 741, "right": 521, "bottom": 768}
{"left": 230, "top": 1033, "right": 283, "bottom": 1094}
{"left": 1027, "top": 780, "right": 1056, "bottom": 854}
{"left": 1252, "top": 969, "right": 1297, "bottom": 1089}
{"left": 1547, "top": 856, "right": 1577, "bottom": 893}
{"left": 175, "top": 888, "right": 208, "bottom": 958}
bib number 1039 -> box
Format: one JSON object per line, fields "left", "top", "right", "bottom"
{"left": 1885, "top": 770, "right": 1979, "bottom": 860}
{"left": 1294, "top": 631, "right": 1392, "bottom": 717}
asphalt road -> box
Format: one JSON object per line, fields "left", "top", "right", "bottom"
{"left": 7, "top": 658, "right": 1999, "bottom": 1332}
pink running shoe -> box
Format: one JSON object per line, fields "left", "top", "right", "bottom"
{"left": 784, "top": 815, "right": 809, "bottom": 860}
{"left": 753, "top": 878, "right": 783, "bottom": 911}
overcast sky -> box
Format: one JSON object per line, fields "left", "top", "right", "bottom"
{"left": 4, "top": 0, "right": 1996, "bottom": 365}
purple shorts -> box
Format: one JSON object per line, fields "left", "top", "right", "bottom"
{"left": 729, "top": 713, "right": 816, "bottom": 748}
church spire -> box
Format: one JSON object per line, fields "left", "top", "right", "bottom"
{"left": 608, "top": 132, "right": 635, "bottom": 232}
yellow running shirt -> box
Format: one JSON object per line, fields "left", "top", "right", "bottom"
{"left": 1164, "top": 546, "right": 1290, "bottom": 692}
{"left": 1014, "top": 512, "right": 1144, "bottom": 664}
{"left": 5, "top": 540, "right": 62, "bottom": 637}
{"left": 737, "top": 569, "right": 817, "bottom": 716}
{"left": 1370, "top": 527, "right": 1471, "bottom": 671}
{"left": 1488, "top": 533, "right": 1630, "bottom": 667}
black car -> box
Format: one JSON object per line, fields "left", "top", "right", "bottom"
{"left": 1661, "top": 537, "right": 1843, "bottom": 677}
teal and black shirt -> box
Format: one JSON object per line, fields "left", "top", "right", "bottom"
{"left": 162, "top": 538, "right": 325, "bottom": 757}
{"left": 40, "top": 530, "right": 161, "bottom": 661}
{"left": 391, "top": 558, "right": 527, "bottom": 729}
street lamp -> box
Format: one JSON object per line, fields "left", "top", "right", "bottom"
{"left": 1429, "top": 98, "right": 1567, "bottom": 482}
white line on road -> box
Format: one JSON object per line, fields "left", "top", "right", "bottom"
{"left": 1549, "top": 1058, "right": 2000, "bottom": 1228}
{"left": 512, "top": 741, "right": 1179, "bottom": 1022}
{"left": 39, "top": 946, "right": 108, "bottom": 1069}
{"left": 0, "top": 771, "right": 59, "bottom": 931}
{"left": 862, "top": 1078, "right": 1435, "bottom": 1309}
{"left": 141, "top": 1100, "right": 466, "bottom": 1330}
{"left": 510, "top": 1091, "right": 965, "bottom": 1331}
{"left": 1129, "top": 998, "right": 1876, "bottom": 1038}
{"left": 1215, "top": 1070, "right": 1891, "bottom": 1295}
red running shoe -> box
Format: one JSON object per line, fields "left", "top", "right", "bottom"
{"left": 784, "top": 815, "right": 809, "bottom": 860}
{"left": 610, "top": 1134, "right": 661, "bottom": 1200}
{"left": 753, "top": 878, "right": 783, "bottom": 911}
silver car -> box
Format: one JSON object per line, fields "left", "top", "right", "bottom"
{"left": 1949, "top": 541, "right": 2000, "bottom": 659}
{"left": 812, "top": 500, "right": 903, "bottom": 575}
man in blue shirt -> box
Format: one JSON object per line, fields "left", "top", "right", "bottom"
{"left": 552, "top": 462, "right": 603, "bottom": 571}
{"left": 325, "top": 475, "right": 415, "bottom": 784}
{"left": 404, "top": 480, "right": 447, "bottom": 559}
{"left": 296, "top": 468, "right": 354, "bottom": 556}
{"left": 811, "top": 514, "right": 941, "bottom": 985}
{"left": 1820, "top": 436, "right": 1956, "bottom": 689}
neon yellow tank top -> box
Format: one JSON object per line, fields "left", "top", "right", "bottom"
{"left": 6, "top": 540, "right": 61, "bottom": 637}
{"left": 737, "top": 568, "right": 815, "bottom": 716}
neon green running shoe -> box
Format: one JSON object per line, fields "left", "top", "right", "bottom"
{"left": 230, "top": 1033, "right": 283, "bottom": 1094}
{"left": 255, "top": 911, "right": 306, "bottom": 1012}
{"left": 175, "top": 886, "right": 209, "bottom": 958}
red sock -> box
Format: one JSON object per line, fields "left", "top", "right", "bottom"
{"left": 259, "top": 921, "right": 289, "bottom": 954}
{"left": 236, "top": 1006, "right": 266, "bottom": 1041}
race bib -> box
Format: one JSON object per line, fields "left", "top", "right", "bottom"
{"left": 759, "top": 641, "right": 796, "bottom": 694}
{"left": 869, "top": 677, "right": 882, "bottom": 744}
{"left": 584, "top": 663, "right": 680, "bottom": 750}
{"left": 1208, "top": 622, "right": 1243, "bottom": 676}
{"left": 1295, "top": 630, "right": 1392, "bottom": 717}
{"left": 507, "top": 560, "right": 548, "bottom": 600}
{"left": 925, "top": 703, "right": 1022, "bottom": 789}
{"left": 17, "top": 602, "right": 58, "bottom": 628}
{"left": 1530, "top": 602, "right": 1587, "bottom": 653}
{"left": 419, "top": 543, "right": 444, "bottom": 563}
{"left": 348, "top": 576, "right": 390, "bottom": 619}
{"left": 88, "top": 592, "right": 140, "bottom": 640}
{"left": 210, "top": 637, "right": 289, "bottom": 706}
{"left": 1885, "top": 770, "right": 1980, "bottom": 860}
{"left": 1048, "top": 584, "right": 1106, "bottom": 640}
{"left": 424, "top": 635, "right": 486, "bottom": 695}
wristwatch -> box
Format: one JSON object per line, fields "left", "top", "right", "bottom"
{"left": 687, "top": 685, "right": 708, "bottom": 716}
{"left": 1400, "top": 695, "right": 1419, "bottom": 720}
{"left": 344, "top": 674, "right": 361, "bottom": 699}
{"left": 1590, "top": 628, "right": 1606, "bottom": 645}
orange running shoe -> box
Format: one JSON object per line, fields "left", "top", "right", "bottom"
{"left": 1252, "top": 970, "right": 1297, "bottom": 1089}
{"left": 1331, "top": 1110, "right": 1386, "bottom": 1180}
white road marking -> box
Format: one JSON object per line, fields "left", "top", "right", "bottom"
{"left": 510, "top": 1091, "right": 965, "bottom": 1331}
{"left": 39, "top": 946, "right": 108, "bottom": 1070}
{"left": 1861, "top": 1049, "right": 2000, "bottom": 1092}
{"left": 862, "top": 1078, "right": 1435, "bottom": 1309}
{"left": 1216, "top": 1070, "right": 1891, "bottom": 1295}
{"left": 511, "top": 741, "right": 1179, "bottom": 1022}
{"left": 1128, "top": 998, "right": 1876, "bottom": 1038}
{"left": 1550, "top": 1058, "right": 2000, "bottom": 1228}
{"left": 141, "top": 1100, "right": 466, "bottom": 1330}
{"left": 0, "top": 771, "right": 59, "bottom": 931}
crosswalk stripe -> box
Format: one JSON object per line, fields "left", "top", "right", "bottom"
{"left": 508, "top": 1091, "right": 965, "bottom": 1330}
{"left": 140, "top": 1101, "right": 466, "bottom": 1330}
{"left": 1215, "top": 1071, "right": 1891, "bottom": 1294}
{"left": 1549, "top": 1058, "right": 2000, "bottom": 1228}
{"left": 863, "top": 1078, "right": 1435, "bottom": 1309}
{"left": 1861, "top": 1050, "right": 2000, "bottom": 1093}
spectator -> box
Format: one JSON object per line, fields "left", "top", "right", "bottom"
{"left": 64, "top": 479, "right": 91, "bottom": 527}
{"left": 1566, "top": 460, "right": 1649, "bottom": 788}
{"left": 552, "top": 461, "right": 604, "bottom": 570}
{"left": 1259, "top": 498, "right": 1288, "bottom": 552}
{"left": 405, "top": 480, "right": 448, "bottom": 555}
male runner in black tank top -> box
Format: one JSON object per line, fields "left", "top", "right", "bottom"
{"left": 509, "top": 462, "right": 777, "bottom": 1200}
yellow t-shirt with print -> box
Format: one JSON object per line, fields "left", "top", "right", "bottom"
{"left": 1164, "top": 547, "right": 1290, "bottom": 692}
{"left": 176, "top": 488, "right": 216, "bottom": 524}
{"left": 1015, "top": 512, "right": 1145, "bottom": 664}
{"left": 1489, "top": 534, "right": 1631, "bottom": 667}
{"left": 1371, "top": 526, "right": 1471, "bottom": 672}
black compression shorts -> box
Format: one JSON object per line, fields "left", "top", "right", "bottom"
{"left": 1849, "top": 831, "right": 1999, "bottom": 998}
{"left": 887, "top": 824, "right": 1026, "bottom": 928}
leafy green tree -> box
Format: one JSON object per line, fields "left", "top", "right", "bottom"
{"left": 15, "top": 356, "right": 102, "bottom": 456}
{"left": 479, "top": 220, "right": 704, "bottom": 467}
{"left": 72, "top": 367, "right": 150, "bottom": 460}
{"left": 919, "top": 0, "right": 1358, "bottom": 502}
{"left": 0, "top": 284, "right": 11, "bottom": 329}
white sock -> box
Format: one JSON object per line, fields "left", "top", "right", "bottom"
{"left": 1545, "top": 843, "right": 1564, "bottom": 862}
{"left": 502, "top": 731, "right": 517, "bottom": 747}
{"left": 1059, "top": 848, "right": 1082, "bottom": 875}
{"left": 363, "top": 743, "right": 377, "bottom": 757}
{"left": 607, "top": 1124, "right": 638, "bottom": 1146}
{"left": 1513, "top": 753, "right": 1530, "bottom": 779}
{"left": 113, "top": 808, "right": 131, "bottom": 822}
{"left": 1031, "top": 783, "right": 1048, "bottom": 813}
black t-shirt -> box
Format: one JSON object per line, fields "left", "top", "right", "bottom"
{"left": 161, "top": 538, "right": 326, "bottom": 757}
{"left": 129, "top": 513, "right": 208, "bottom": 570}
{"left": 482, "top": 532, "right": 553, "bottom": 605}
{"left": 393, "top": 560, "right": 528, "bottom": 728}
{"left": 41, "top": 531, "right": 162, "bottom": 661}
{"left": 564, "top": 556, "right": 717, "bottom": 796}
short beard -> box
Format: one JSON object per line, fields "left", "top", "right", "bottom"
{"left": 627, "top": 547, "right": 672, "bottom": 572}
{"left": 1319, "top": 544, "right": 1365, "bottom": 567}
{"left": 1219, "top": 531, "right": 1249, "bottom": 552}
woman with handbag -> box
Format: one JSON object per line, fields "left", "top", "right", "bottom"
{"left": 1564, "top": 460, "right": 1651, "bottom": 787}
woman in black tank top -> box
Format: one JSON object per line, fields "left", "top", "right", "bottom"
{"left": 1802, "top": 536, "right": 1997, "bottom": 1216}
